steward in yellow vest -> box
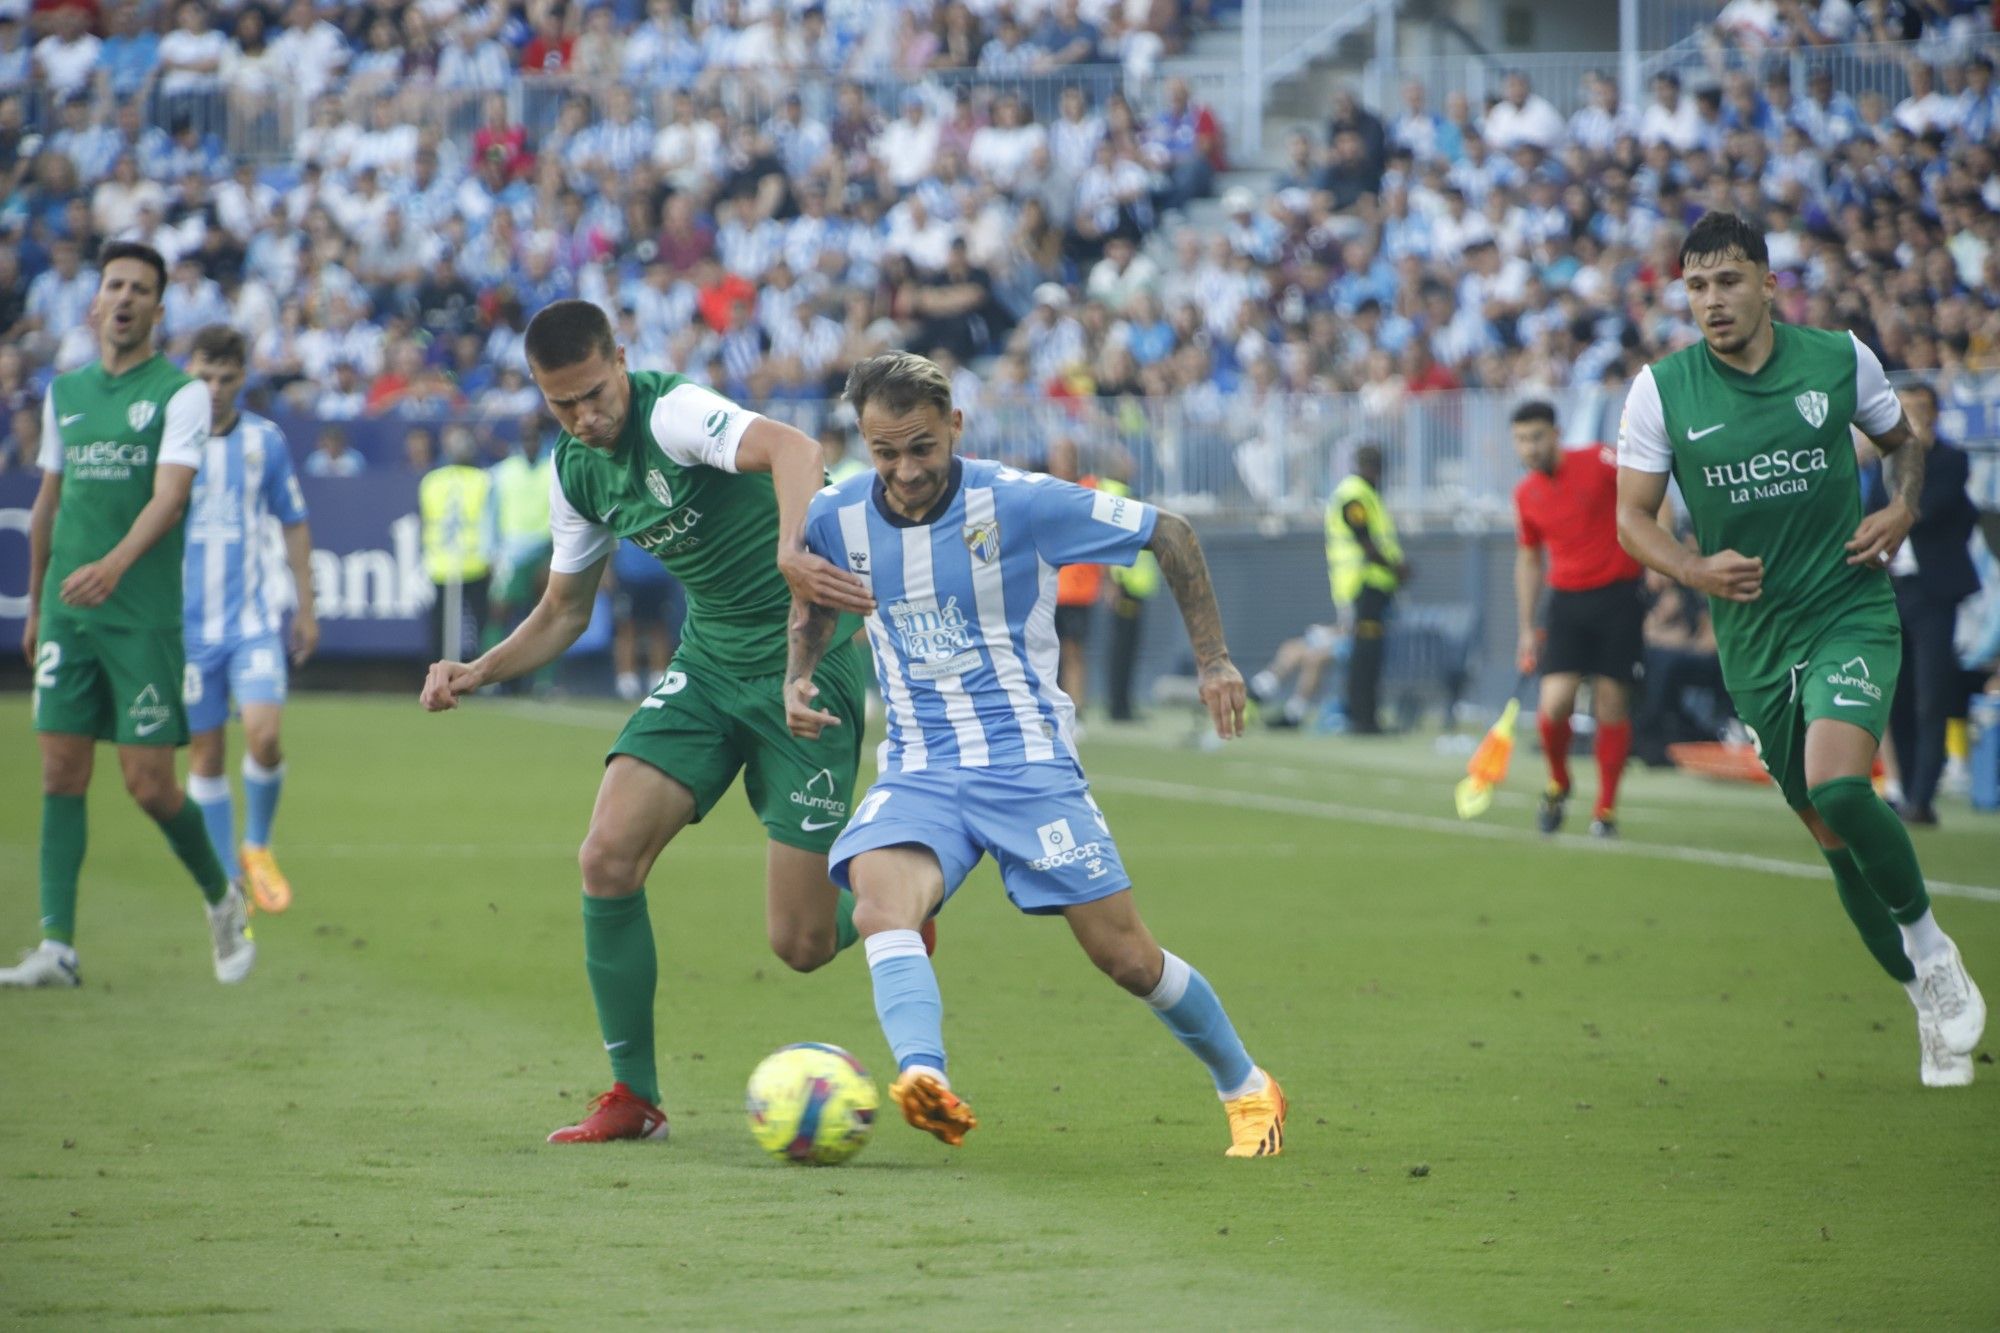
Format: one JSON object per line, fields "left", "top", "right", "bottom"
{"left": 490, "top": 425, "right": 556, "bottom": 617}
{"left": 1324, "top": 445, "right": 1406, "bottom": 735}
{"left": 420, "top": 430, "right": 494, "bottom": 659}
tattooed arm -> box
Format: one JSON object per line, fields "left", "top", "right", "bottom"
{"left": 784, "top": 599, "right": 846, "bottom": 739}
{"left": 1146, "top": 509, "right": 1246, "bottom": 739}
{"left": 1847, "top": 413, "right": 1926, "bottom": 568}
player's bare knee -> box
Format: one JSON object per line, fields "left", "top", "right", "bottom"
{"left": 41, "top": 752, "right": 90, "bottom": 796}
{"left": 769, "top": 924, "right": 835, "bottom": 973}
{"left": 577, "top": 835, "right": 643, "bottom": 898}
{"left": 123, "top": 769, "right": 179, "bottom": 818}
{"left": 1094, "top": 938, "right": 1159, "bottom": 995}
{"left": 244, "top": 730, "right": 283, "bottom": 770}
{"left": 850, "top": 896, "right": 920, "bottom": 938}
{"left": 187, "top": 731, "right": 225, "bottom": 778}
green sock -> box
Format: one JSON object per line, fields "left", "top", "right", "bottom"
{"left": 582, "top": 891, "right": 659, "bottom": 1105}
{"left": 39, "top": 794, "right": 86, "bottom": 945}
{"left": 835, "top": 886, "right": 859, "bottom": 953}
{"left": 154, "top": 795, "right": 227, "bottom": 905}
{"left": 1808, "top": 776, "right": 1932, "bottom": 924}
{"left": 1820, "top": 846, "right": 1915, "bottom": 984}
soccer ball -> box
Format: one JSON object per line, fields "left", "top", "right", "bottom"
{"left": 745, "top": 1043, "right": 879, "bottom": 1165}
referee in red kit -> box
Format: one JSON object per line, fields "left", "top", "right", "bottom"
{"left": 1511, "top": 400, "right": 1646, "bottom": 838}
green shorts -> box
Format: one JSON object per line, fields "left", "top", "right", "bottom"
{"left": 32, "top": 611, "right": 189, "bottom": 747}
{"left": 608, "top": 640, "right": 868, "bottom": 853}
{"left": 1729, "top": 625, "right": 1900, "bottom": 811}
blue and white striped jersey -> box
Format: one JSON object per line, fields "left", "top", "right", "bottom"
{"left": 183, "top": 411, "right": 309, "bottom": 647}
{"left": 803, "top": 457, "right": 1157, "bottom": 774}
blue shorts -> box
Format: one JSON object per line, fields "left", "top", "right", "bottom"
{"left": 828, "top": 762, "right": 1131, "bottom": 915}
{"left": 183, "top": 633, "right": 288, "bottom": 733}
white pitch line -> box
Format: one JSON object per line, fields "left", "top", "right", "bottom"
{"left": 1093, "top": 775, "right": 2000, "bottom": 904}
{"left": 482, "top": 703, "right": 2000, "bottom": 903}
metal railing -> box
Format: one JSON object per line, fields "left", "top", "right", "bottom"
{"left": 16, "top": 61, "right": 1224, "bottom": 169}
{"left": 1382, "top": 32, "right": 2000, "bottom": 121}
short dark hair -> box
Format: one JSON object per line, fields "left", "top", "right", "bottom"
{"left": 189, "top": 323, "right": 246, "bottom": 365}
{"left": 844, "top": 351, "right": 953, "bottom": 419}
{"left": 98, "top": 240, "right": 167, "bottom": 295}
{"left": 1679, "top": 211, "right": 1768, "bottom": 270}
{"left": 523, "top": 299, "right": 616, "bottom": 372}
{"left": 1900, "top": 379, "right": 1939, "bottom": 415}
{"left": 1510, "top": 400, "right": 1557, "bottom": 428}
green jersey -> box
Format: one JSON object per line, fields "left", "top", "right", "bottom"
{"left": 549, "top": 370, "right": 828, "bottom": 676}
{"left": 39, "top": 355, "right": 210, "bottom": 630}
{"left": 1617, "top": 323, "right": 1903, "bottom": 688}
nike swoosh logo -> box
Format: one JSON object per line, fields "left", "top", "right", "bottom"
{"left": 800, "top": 816, "right": 841, "bottom": 832}
{"left": 602, "top": 505, "right": 620, "bottom": 522}
{"left": 1832, "top": 695, "right": 1870, "bottom": 708}
{"left": 60, "top": 413, "right": 85, "bottom": 426}
{"left": 1685, "top": 424, "right": 1725, "bottom": 441}
{"left": 134, "top": 719, "right": 167, "bottom": 736}
{"left": 604, "top": 1040, "right": 629, "bottom": 1051}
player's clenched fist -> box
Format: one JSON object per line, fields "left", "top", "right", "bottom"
{"left": 784, "top": 675, "right": 842, "bottom": 739}
{"left": 1689, "top": 549, "right": 1764, "bottom": 602}
{"left": 421, "top": 660, "right": 482, "bottom": 711}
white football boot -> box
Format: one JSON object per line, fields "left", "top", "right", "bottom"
{"left": 1918, "top": 1010, "right": 1974, "bottom": 1088}
{"left": 207, "top": 883, "right": 257, "bottom": 984}
{"left": 1911, "top": 941, "right": 1985, "bottom": 1055}
{"left": 0, "top": 941, "right": 81, "bottom": 988}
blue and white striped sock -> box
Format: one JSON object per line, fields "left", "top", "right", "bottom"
{"left": 1143, "top": 950, "right": 1260, "bottom": 1099}
{"left": 187, "top": 772, "right": 240, "bottom": 883}
{"left": 865, "top": 929, "right": 947, "bottom": 1080}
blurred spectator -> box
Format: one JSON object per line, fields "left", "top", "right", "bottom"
{"left": 1483, "top": 71, "right": 1565, "bottom": 151}
{"left": 303, "top": 422, "right": 366, "bottom": 477}
{"left": 1327, "top": 87, "right": 1386, "bottom": 183}
{"left": 1633, "top": 574, "right": 1725, "bottom": 767}
{"left": 610, "top": 538, "right": 682, "bottom": 702}
{"left": 314, "top": 359, "right": 367, "bottom": 421}
{"left": 1250, "top": 624, "right": 1343, "bottom": 728}
{"left": 34, "top": 3, "right": 100, "bottom": 101}
{"left": 1048, "top": 436, "right": 1103, "bottom": 716}
{"left": 1864, "top": 384, "right": 1982, "bottom": 826}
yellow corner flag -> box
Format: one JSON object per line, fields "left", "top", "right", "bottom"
{"left": 1454, "top": 698, "right": 1522, "bottom": 820}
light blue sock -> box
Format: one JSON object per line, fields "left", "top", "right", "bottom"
{"left": 864, "top": 930, "right": 947, "bottom": 1076}
{"left": 187, "top": 772, "right": 240, "bottom": 883}
{"left": 1144, "top": 951, "right": 1258, "bottom": 1097}
{"left": 242, "top": 756, "right": 284, "bottom": 848}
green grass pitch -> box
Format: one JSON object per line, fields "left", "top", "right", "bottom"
{"left": 2, "top": 694, "right": 1997, "bottom": 1329}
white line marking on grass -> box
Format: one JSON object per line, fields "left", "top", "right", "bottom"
{"left": 1094, "top": 775, "right": 2000, "bottom": 904}
{"left": 488, "top": 703, "right": 2000, "bottom": 903}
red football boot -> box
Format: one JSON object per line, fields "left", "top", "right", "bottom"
{"left": 547, "top": 1083, "right": 670, "bottom": 1144}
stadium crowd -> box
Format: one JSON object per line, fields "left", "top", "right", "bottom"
{"left": 0, "top": 0, "right": 1995, "bottom": 485}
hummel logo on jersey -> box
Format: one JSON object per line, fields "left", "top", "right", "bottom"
{"left": 60, "top": 412, "right": 85, "bottom": 427}
{"left": 1795, "top": 390, "right": 1829, "bottom": 429}
{"left": 1685, "top": 423, "right": 1725, "bottom": 441}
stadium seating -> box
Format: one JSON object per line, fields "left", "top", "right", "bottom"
{"left": 1, "top": 0, "right": 1996, "bottom": 520}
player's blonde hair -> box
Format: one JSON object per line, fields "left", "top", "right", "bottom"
{"left": 844, "top": 352, "right": 953, "bottom": 419}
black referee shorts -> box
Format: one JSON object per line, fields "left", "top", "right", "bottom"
{"left": 1543, "top": 577, "right": 1646, "bottom": 684}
